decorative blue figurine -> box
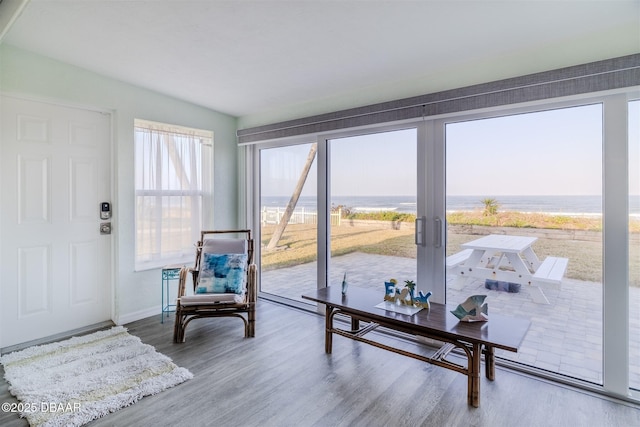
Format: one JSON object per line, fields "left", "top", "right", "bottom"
{"left": 384, "top": 280, "right": 398, "bottom": 302}
{"left": 414, "top": 291, "right": 432, "bottom": 309}
{"left": 341, "top": 272, "right": 348, "bottom": 295}
{"left": 383, "top": 279, "right": 431, "bottom": 310}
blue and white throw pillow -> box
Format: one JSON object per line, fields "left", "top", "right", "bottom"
{"left": 196, "top": 253, "right": 248, "bottom": 294}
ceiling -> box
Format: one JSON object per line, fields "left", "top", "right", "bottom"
{"left": 2, "top": 0, "right": 639, "bottom": 127}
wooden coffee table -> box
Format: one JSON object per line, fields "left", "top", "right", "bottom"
{"left": 302, "top": 286, "right": 530, "bottom": 407}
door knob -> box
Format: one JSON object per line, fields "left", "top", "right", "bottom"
{"left": 100, "top": 223, "right": 112, "bottom": 234}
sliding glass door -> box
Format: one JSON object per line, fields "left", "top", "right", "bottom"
{"left": 257, "top": 128, "right": 421, "bottom": 303}
{"left": 259, "top": 143, "right": 318, "bottom": 302}
{"left": 251, "top": 93, "right": 639, "bottom": 400}
{"left": 444, "top": 104, "right": 604, "bottom": 383}
{"left": 328, "top": 129, "right": 418, "bottom": 292}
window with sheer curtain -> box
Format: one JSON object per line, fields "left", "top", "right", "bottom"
{"left": 134, "top": 119, "right": 213, "bottom": 270}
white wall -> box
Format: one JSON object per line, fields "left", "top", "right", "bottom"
{"left": 0, "top": 44, "right": 240, "bottom": 324}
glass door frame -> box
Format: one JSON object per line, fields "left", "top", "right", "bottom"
{"left": 246, "top": 89, "right": 640, "bottom": 401}
{"left": 317, "top": 123, "right": 426, "bottom": 296}
{"left": 431, "top": 92, "right": 636, "bottom": 400}
{"left": 249, "top": 135, "right": 319, "bottom": 308}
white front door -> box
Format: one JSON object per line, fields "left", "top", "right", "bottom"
{"left": 1, "top": 96, "right": 112, "bottom": 348}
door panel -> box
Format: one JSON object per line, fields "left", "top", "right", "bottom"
{"left": 17, "top": 245, "right": 50, "bottom": 316}
{"left": 444, "top": 104, "right": 604, "bottom": 383}
{"left": 259, "top": 143, "right": 318, "bottom": 302}
{"left": 328, "top": 129, "right": 418, "bottom": 292}
{"left": 1, "top": 96, "right": 112, "bottom": 348}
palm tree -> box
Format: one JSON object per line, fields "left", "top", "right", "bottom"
{"left": 481, "top": 198, "right": 499, "bottom": 216}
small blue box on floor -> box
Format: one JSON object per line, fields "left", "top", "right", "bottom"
{"left": 485, "top": 279, "right": 521, "bottom": 293}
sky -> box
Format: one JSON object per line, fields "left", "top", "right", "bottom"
{"left": 446, "top": 103, "right": 604, "bottom": 196}
{"left": 329, "top": 129, "right": 416, "bottom": 196}
{"left": 261, "top": 101, "right": 640, "bottom": 198}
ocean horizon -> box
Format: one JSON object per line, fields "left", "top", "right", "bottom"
{"left": 262, "top": 195, "right": 640, "bottom": 216}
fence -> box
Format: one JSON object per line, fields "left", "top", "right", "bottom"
{"left": 261, "top": 207, "right": 341, "bottom": 226}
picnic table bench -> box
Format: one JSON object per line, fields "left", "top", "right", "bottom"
{"left": 532, "top": 256, "right": 569, "bottom": 284}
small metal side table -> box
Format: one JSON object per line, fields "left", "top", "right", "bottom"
{"left": 161, "top": 264, "right": 184, "bottom": 323}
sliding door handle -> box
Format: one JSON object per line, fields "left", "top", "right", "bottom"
{"left": 415, "top": 216, "right": 426, "bottom": 246}
{"left": 434, "top": 216, "right": 443, "bottom": 248}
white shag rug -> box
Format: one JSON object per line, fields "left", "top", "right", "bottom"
{"left": 0, "top": 326, "right": 193, "bottom": 427}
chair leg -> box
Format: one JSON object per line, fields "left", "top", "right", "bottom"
{"left": 173, "top": 310, "right": 184, "bottom": 343}
{"left": 173, "top": 319, "right": 180, "bottom": 343}
{"left": 247, "top": 307, "right": 255, "bottom": 338}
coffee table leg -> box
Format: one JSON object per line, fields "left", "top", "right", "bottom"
{"left": 325, "top": 305, "right": 333, "bottom": 354}
{"left": 351, "top": 317, "right": 359, "bottom": 331}
{"left": 485, "top": 345, "right": 495, "bottom": 380}
{"left": 469, "top": 343, "right": 481, "bottom": 407}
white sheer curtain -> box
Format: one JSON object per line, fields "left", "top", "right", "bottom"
{"left": 134, "top": 119, "right": 213, "bottom": 270}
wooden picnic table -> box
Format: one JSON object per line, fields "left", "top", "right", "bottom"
{"left": 448, "top": 234, "right": 568, "bottom": 304}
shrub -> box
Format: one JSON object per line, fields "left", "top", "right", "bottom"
{"left": 481, "top": 198, "right": 499, "bottom": 216}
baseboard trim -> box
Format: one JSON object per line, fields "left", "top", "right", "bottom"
{"left": 116, "top": 307, "right": 161, "bottom": 326}
{"left": 0, "top": 320, "right": 115, "bottom": 355}
{"left": 1, "top": 306, "right": 165, "bottom": 354}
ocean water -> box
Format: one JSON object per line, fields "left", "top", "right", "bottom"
{"left": 262, "top": 195, "right": 640, "bottom": 216}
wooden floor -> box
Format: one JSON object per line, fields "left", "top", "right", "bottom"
{"left": 1, "top": 300, "right": 639, "bottom": 427}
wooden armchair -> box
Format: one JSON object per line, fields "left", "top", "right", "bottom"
{"left": 173, "top": 229, "right": 257, "bottom": 343}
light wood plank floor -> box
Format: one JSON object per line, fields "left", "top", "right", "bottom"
{"left": 1, "top": 300, "right": 639, "bottom": 427}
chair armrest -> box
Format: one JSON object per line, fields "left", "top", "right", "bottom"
{"left": 177, "top": 267, "right": 194, "bottom": 298}
{"left": 247, "top": 263, "right": 258, "bottom": 303}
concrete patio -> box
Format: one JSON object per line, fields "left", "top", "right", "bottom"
{"left": 261, "top": 252, "right": 640, "bottom": 389}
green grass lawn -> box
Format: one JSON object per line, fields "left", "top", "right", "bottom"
{"left": 261, "top": 211, "right": 640, "bottom": 286}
